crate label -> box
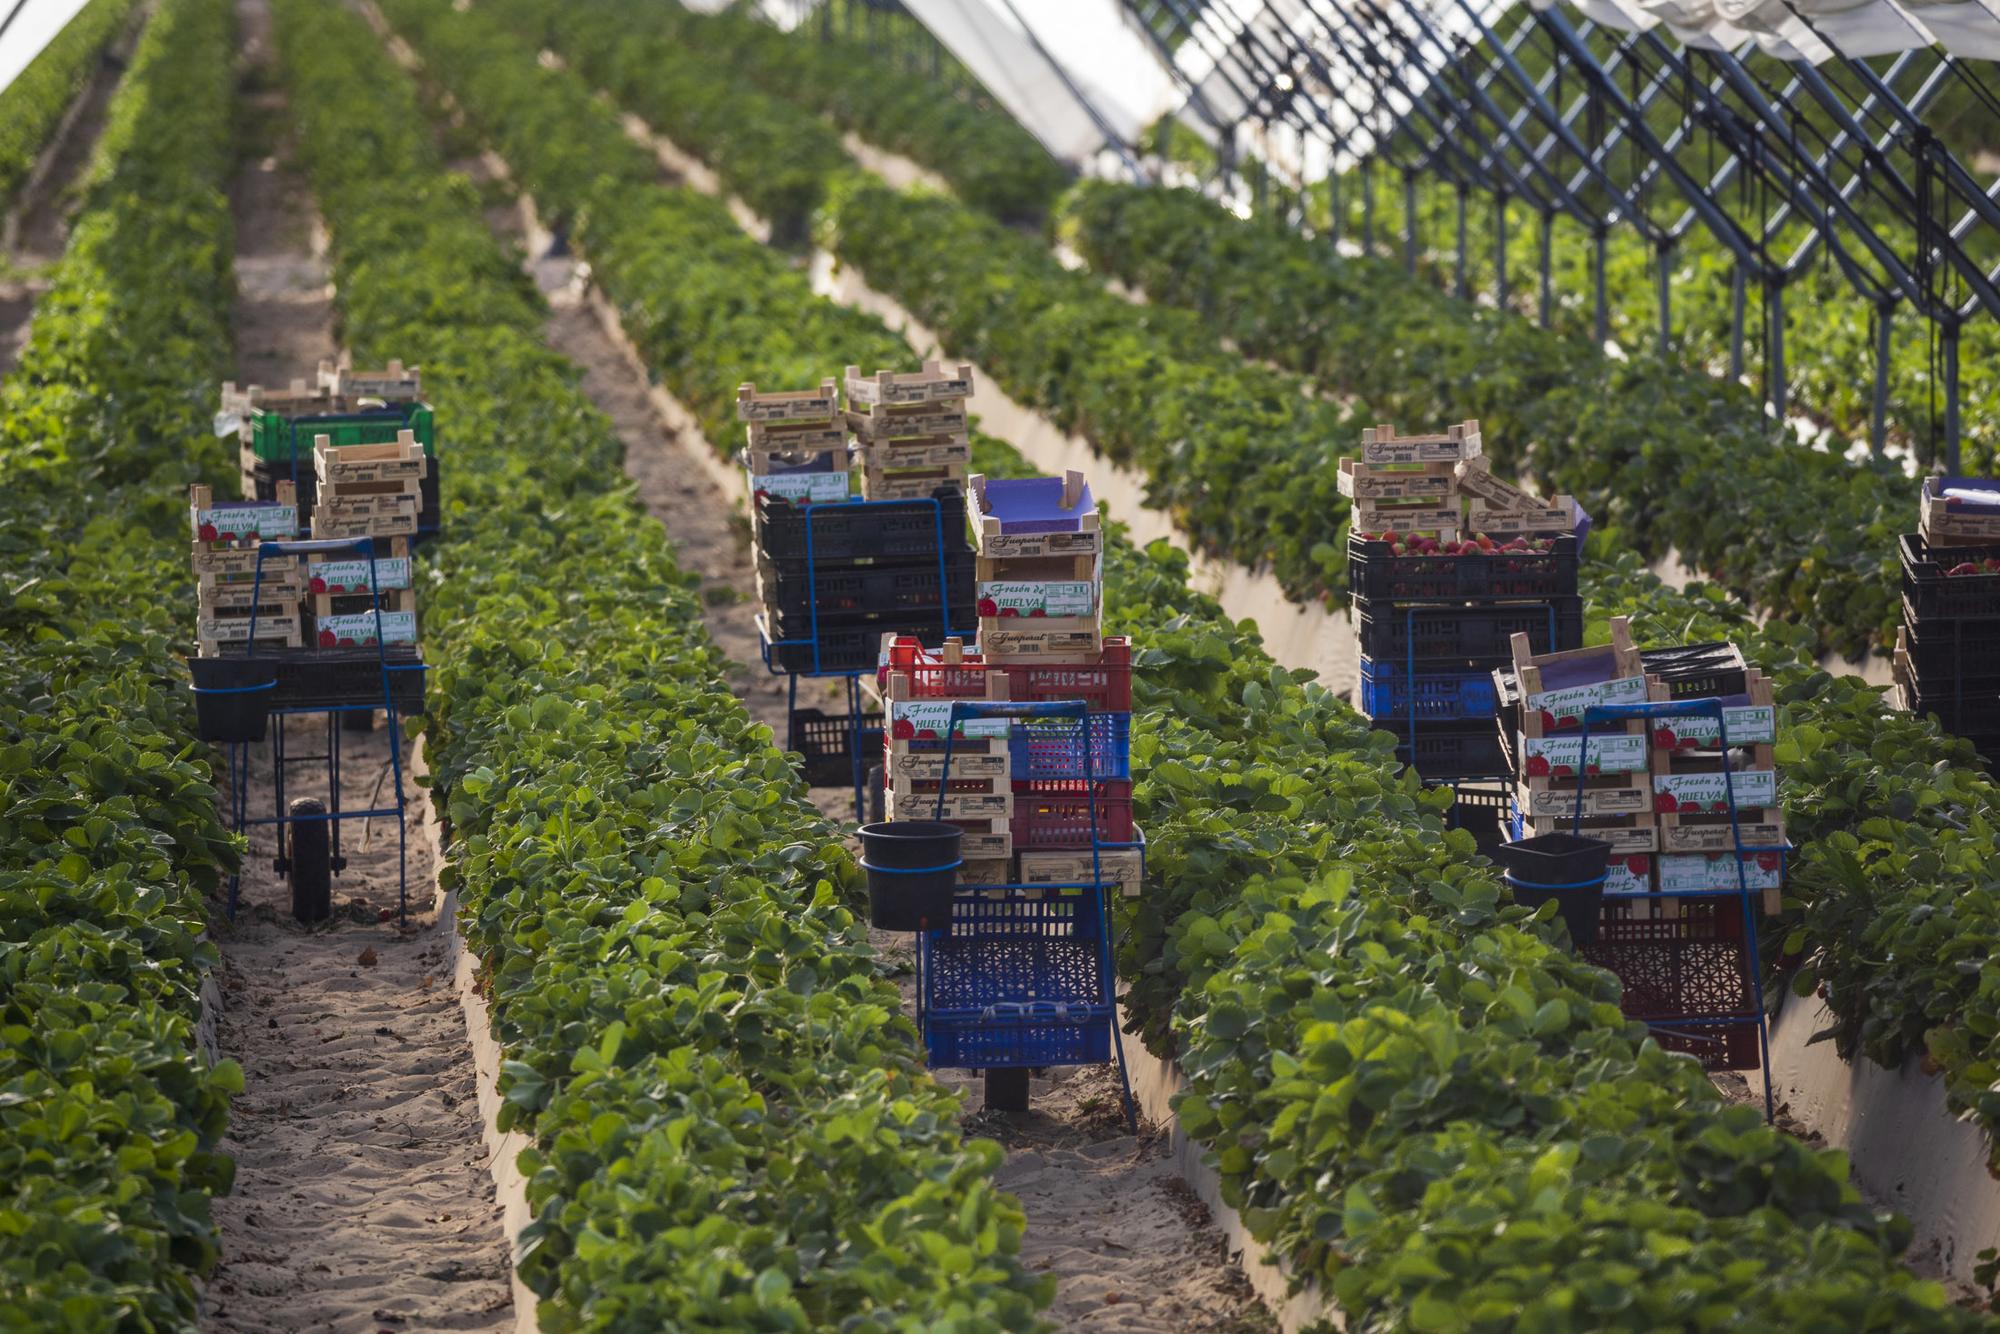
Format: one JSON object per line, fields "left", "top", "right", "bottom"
{"left": 1525, "top": 675, "right": 1649, "bottom": 727}
{"left": 194, "top": 502, "right": 296, "bottom": 540}
{"left": 1602, "top": 854, "right": 1654, "bottom": 895}
{"left": 1338, "top": 467, "right": 1453, "bottom": 500}
{"left": 1453, "top": 459, "right": 1545, "bottom": 509}
{"left": 751, "top": 470, "right": 851, "bottom": 503}
{"left": 314, "top": 610, "right": 417, "bottom": 647}
{"left": 198, "top": 614, "right": 297, "bottom": 641}
{"left": 1650, "top": 705, "right": 1776, "bottom": 750}
{"left": 1519, "top": 732, "right": 1649, "bottom": 776}
{"left": 1654, "top": 770, "right": 1778, "bottom": 813}
{"left": 1657, "top": 851, "right": 1784, "bottom": 892}
{"left": 976, "top": 581, "right": 1095, "bottom": 618}
{"left": 1018, "top": 848, "right": 1143, "bottom": 897}
{"left": 888, "top": 700, "right": 1008, "bottom": 740}
{"left": 1362, "top": 434, "right": 1477, "bottom": 465}
{"left": 308, "top": 557, "right": 413, "bottom": 594}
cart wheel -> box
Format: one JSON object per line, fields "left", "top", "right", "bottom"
{"left": 342, "top": 708, "right": 375, "bottom": 733}
{"left": 984, "top": 1067, "right": 1030, "bottom": 1113}
{"left": 867, "top": 763, "right": 884, "bottom": 824}
{"left": 289, "top": 798, "right": 332, "bottom": 925}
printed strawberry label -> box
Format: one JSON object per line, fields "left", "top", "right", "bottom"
{"left": 1603, "top": 856, "right": 1653, "bottom": 895}
{"left": 976, "top": 581, "right": 1095, "bottom": 619}
{"left": 752, "top": 470, "right": 851, "bottom": 504}
{"left": 194, "top": 502, "right": 297, "bottom": 541}
{"left": 313, "top": 610, "right": 417, "bottom": 647}
{"left": 1652, "top": 769, "right": 1778, "bottom": 813}
{"left": 888, "top": 700, "right": 1009, "bottom": 741}
{"left": 1657, "top": 852, "right": 1783, "bottom": 892}
{"left": 308, "top": 557, "right": 413, "bottom": 594}
{"left": 1525, "top": 675, "right": 1648, "bottom": 728}
{"left": 1648, "top": 705, "right": 1776, "bottom": 750}
{"left": 1519, "top": 732, "right": 1649, "bottom": 777}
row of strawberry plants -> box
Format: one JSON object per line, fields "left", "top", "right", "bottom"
{"left": 502, "top": 0, "right": 2000, "bottom": 1179}
{"left": 1054, "top": 182, "right": 1909, "bottom": 655}
{"left": 0, "top": 0, "right": 243, "bottom": 1325}
{"left": 0, "top": 0, "right": 134, "bottom": 214}
{"left": 370, "top": 3, "right": 1979, "bottom": 1324}
{"left": 273, "top": 1, "right": 1047, "bottom": 1325}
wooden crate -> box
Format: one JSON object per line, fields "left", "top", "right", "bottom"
{"left": 1359, "top": 419, "right": 1480, "bottom": 466}
{"left": 978, "top": 616, "right": 1102, "bottom": 660}
{"left": 736, "top": 378, "right": 840, "bottom": 424}
{"left": 315, "top": 433, "right": 427, "bottom": 486}
{"left": 848, "top": 402, "right": 969, "bottom": 441}
{"left": 1512, "top": 617, "right": 1645, "bottom": 738}
{"left": 970, "top": 471, "right": 1103, "bottom": 559}
{"left": 887, "top": 745, "right": 1011, "bottom": 782}
{"left": 884, "top": 784, "right": 1014, "bottom": 821}
{"left": 859, "top": 461, "right": 965, "bottom": 501}
{"left": 199, "top": 581, "right": 303, "bottom": 615}
{"left": 976, "top": 553, "right": 1098, "bottom": 584}
{"left": 1644, "top": 674, "right": 1777, "bottom": 752}
{"left": 194, "top": 546, "right": 301, "bottom": 580}
{"left": 742, "top": 443, "right": 845, "bottom": 476}
{"left": 1017, "top": 845, "right": 1144, "bottom": 898}
{"left": 320, "top": 357, "right": 421, "bottom": 401}
{"left": 745, "top": 420, "right": 847, "bottom": 454}
{"left": 844, "top": 359, "right": 974, "bottom": 407}
{"left": 959, "top": 857, "right": 1015, "bottom": 890}
{"left": 1469, "top": 497, "right": 1574, "bottom": 535}
{"left": 197, "top": 613, "right": 303, "bottom": 655}
{"left": 1920, "top": 479, "right": 2000, "bottom": 545}
{"left": 1452, "top": 455, "right": 1552, "bottom": 512}
{"left": 1515, "top": 771, "right": 1650, "bottom": 819}
{"left": 191, "top": 482, "right": 296, "bottom": 543}
{"left": 852, "top": 433, "right": 971, "bottom": 469}
{"left": 1337, "top": 457, "right": 1456, "bottom": 501}
{"left": 1519, "top": 811, "right": 1658, "bottom": 855}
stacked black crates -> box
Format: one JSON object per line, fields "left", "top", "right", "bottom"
{"left": 738, "top": 380, "right": 975, "bottom": 676}
{"left": 1345, "top": 420, "right": 1583, "bottom": 785}
{"left": 1897, "top": 477, "right": 2000, "bottom": 760}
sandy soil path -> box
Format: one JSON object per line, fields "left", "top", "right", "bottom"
{"left": 201, "top": 3, "right": 512, "bottom": 1328}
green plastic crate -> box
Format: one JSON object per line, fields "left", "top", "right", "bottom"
{"left": 246, "top": 402, "right": 436, "bottom": 464}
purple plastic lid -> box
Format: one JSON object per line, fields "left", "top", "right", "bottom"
{"left": 979, "top": 476, "right": 1096, "bottom": 535}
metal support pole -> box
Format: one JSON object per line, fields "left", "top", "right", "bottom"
{"left": 1455, "top": 185, "right": 1470, "bottom": 299}
{"left": 1768, "top": 280, "right": 1788, "bottom": 422}
{"left": 1404, "top": 171, "right": 1418, "bottom": 271}
{"left": 1494, "top": 191, "right": 1509, "bottom": 312}
{"left": 1656, "top": 244, "right": 1673, "bottom": 359}
{"left": 1539, "top": 211, "right": 1554, "bottom": 328}
{"left": 1944, "top": 321, "right": 1961, "bottom": 473}
{"left": 1871, "top": 302, "right": 1892, "bottom": 458}
{"left": 1593, "top": 225, "right": 1608, "bottom": 346}
{"left": 1730, "top": 265, "right": 1746, "bottom": 381}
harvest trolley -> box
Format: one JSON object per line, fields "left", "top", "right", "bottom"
{"left": 754, "top": 492, "right": 974, "bottom": 819}
{"left": 199, "top": 536, "right": 427, "bottom": 925}
{"left": 1568, "top": 698, "right": 1788, "bottom": 1121}
{"left": 915, "top": 698, "right": 1139, "bottom": 1125}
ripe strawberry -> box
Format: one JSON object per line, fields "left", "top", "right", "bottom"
{"left": 1655, "top": 793, "right": 1678, "bottom": 813}
{"left": 892, "top": 719, "right": 916, "bottom": 740}
{"left": 1950, "top": 562, "right": 1979, "bottom": 576}
{"left": 1526, "top": 754, "right": 1552, "bottom": 777}
{"left": 1380, "top": 529, "right": 1399, "bottom": 546}
{"left": 977, "top": 597, "right": 998, "bottom": 616}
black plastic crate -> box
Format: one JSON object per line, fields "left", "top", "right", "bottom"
{"left": 1372, "top": 716, "right": 1511, "bottom": 781}
{"left": 251, "top": 645, "right": 428, "bottom": 713}
{"left": 1639, "top": 643, "right": 1747, "bottom": 700}
{"left": 764, "top": 623, "right": 890, "bottom": 674}
{"left": 754, "top": 490, "right": 969, "bottom": 563}
{"left": 1901, "top": 596, "right": 2000, "bottom": 680}
{"left": 1440, "top": 782, "right": 1512, "bottom": 856}
{"left": 789, "top": 707, "right": 883, "bottom": 787}
{"left": 1900, "top": 532, "right": 2000, "bottom": 620}
{"left": 760, "top": 553, "right": 975, "bottom": 626}
{"left": 1899, "top": 680, "right": 2000, "bottom": 737}
{"left": 1349, "top": 533, "right": 1578, "bottom": 602}
{"left": 1355, "top": 597, "right": 1582, "bottom": 663}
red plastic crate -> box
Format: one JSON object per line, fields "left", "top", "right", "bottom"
{"left": 1583, "top": 900, "right": 1760, "bottom": 1071}
{"left": 1009, "top": 781, "right": 1135, "bottom": 849}
{"left": 883, "top": 636, "right": 1132, "bottom": 711}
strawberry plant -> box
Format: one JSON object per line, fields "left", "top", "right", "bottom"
{"left": 0, "top": 0, "right": 243, "bottom": 1325}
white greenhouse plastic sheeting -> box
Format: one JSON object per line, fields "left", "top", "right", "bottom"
{"left": 903, "top": 0, "right": 1181, "bottom": 161}
{"left": 0, "top": 0, "right": 90, "bottom": 99}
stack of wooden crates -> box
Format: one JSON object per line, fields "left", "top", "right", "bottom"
{"left": 306, "top": 430, "right": 423, "bottom": 648}
{"left": 191, "top": 484, "right": 303, "bottom": 656}
{"left": 846, "top": 361, "right": 973, "bottom": 501}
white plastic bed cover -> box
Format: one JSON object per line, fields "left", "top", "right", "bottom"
{"left": 0, "top": 0, "right": 92, "bottom": 100}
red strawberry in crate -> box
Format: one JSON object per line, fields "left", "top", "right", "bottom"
{"left": 892, "top": 719, "right": 916, "bottom": 740}
{"left": 318, "top": 629, "right": 337, "bottom": 647}
{"left": 1950, "top": 562, "right": 1979, "bottom": 576}
{"left": 1526, "top": 754, "right": 1552, "bottom": 777}
{"left": 1655, "top": 792, "right": 1679, "bottom": 813}
{"left": 977, "top": 597, "right": 998, "bottom": 616}
{"left": 1626, "top": 855, "right": 1650, "bottom": 874}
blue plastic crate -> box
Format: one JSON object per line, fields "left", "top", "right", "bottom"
{"left": 924, "top": 1007, "right": 1113, "bottom": 1068}
{"left": 921, "top": 891, "right": 1115, "bottom": 1068}
{"left": 1006, "top": 712, "right": 1131, "bottom": 780}
{"left": 1358, "top": 657, "right": 1500, "bottom": 721}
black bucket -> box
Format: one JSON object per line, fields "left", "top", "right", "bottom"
{"left": 1494, "top": 832, "right": 1611, "bottom": 946}
{"left": 859, "top": 820, "right": 963, "bottom": 932}
{"left": 188, "top": 657, "right": 279, "bottom": 743}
